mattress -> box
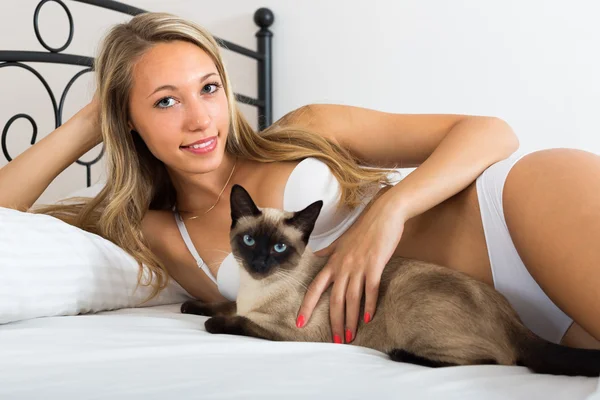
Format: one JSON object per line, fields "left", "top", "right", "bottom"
{"left": 0, "top": 304, "right": 598, "bottom": 400}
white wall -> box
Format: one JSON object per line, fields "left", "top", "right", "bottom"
{"left": 1, "top": 0, "right": 599, "bottom": 204}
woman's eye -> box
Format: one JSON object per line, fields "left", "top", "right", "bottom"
{"left": 243, "top": 235, "right": 255, "bottom": 246}
{"left": 273, "top": 243, "right": 287, "bottom": 253}
{"left": 155, "top": 97, "right": 176, "bottom": 108}
{"left": 202, "top": 83, "right": 221, "bottom": 94}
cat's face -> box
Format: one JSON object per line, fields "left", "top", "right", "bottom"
{"left": 229, "top": 184, "right": 322, "bottom": 280}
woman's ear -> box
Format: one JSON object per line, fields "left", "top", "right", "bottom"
{"left": 128, "top": 123, "right": 138, "bottom": 135}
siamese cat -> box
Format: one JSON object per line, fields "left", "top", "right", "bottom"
{"left": 181, "top": 184, "right": 600, "bottom": 377}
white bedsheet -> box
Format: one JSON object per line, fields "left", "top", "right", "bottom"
{"left": 0, "top": 304, "right": 598, "bottom": 400}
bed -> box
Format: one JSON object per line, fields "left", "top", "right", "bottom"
{"left": 1, "top": 1, "right": 599, "bottom": 399}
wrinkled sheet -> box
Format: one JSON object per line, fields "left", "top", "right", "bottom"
{"left": 0, "top": 304, "right": 598, "bottom": 400}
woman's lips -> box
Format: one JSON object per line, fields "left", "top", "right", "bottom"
{"left": 180, "top": 136, "right": 217, "bottom": 154}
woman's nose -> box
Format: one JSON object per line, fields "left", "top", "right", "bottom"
{"left": 185, "top": 100, "right": 211, "bottom": 131}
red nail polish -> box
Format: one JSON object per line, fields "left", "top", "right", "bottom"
{"left": 345, "top": 329, "right": 352, "bottom": 343}
{"left": 333, "top": 334, "right": 342, "bottom": 344}
{"left": 296, "top": 315, "right": 305, "bottom": 328}
{"left": 364, "top": 312, "right": 371, "bottom": 324}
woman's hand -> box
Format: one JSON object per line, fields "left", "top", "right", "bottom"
{"left": 296, "top": 189, "right": 408, "bottom": 344}
{"left": 75, "top": 91, "right": 103, "bottom": 147}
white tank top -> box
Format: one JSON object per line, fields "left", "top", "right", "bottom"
{"left": 174, "top": 157, "right": 403, "bottom": 300}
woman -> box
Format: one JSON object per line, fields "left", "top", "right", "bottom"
{"left": 0, "top": 12, "right": 598, "bottom": 350}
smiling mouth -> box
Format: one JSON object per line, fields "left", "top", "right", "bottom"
{"left": 180, "top": 134, "right": 218, "bottom": 148}
{"left": 180, "top": 136, "right": 218, "bottom": 154}
{"left": 180, "top": 139, "right": 216, "bottom": 149}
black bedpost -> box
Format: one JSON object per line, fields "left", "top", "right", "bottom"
{"left": 254, "top": 8, "right": 274, "bottom": 130}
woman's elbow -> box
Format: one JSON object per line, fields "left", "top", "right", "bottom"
{"left": 481, "top": 116, "right": 520, "bottom": 155}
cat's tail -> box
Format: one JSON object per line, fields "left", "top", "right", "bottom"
{"left": 516, "top": 331, "right": 600, "bottom": 377}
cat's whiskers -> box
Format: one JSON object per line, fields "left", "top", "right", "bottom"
{"left": 204, "top": 254, "right": 233, "bottom": 273}
{"left": 211, "top": 249, "right": 233, "bottom": 257}
{"left": 276, "top": 270, "right": 310, "bottom": 292}
{"left": 203, "top": 250, "right": 244, "bottom": 270}
{"left": 274, "top": 272, "right": 300, "bottom": 295}
{"left": 281, "top": 266, "right": 313, "bottom": 284}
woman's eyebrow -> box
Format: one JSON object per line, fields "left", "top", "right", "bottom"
{"left": 146, "top": 72, "right": 218, "bottom": 98}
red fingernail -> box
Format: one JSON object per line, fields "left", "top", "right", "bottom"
{"left": 364, "top": 312, "right": 371, "bottom": 323}
{"left": 345, "top": 329, "right": 352, "bottom": 343}
{"left": 333, "top": 334, "right": 342, "bottom": 344}
{"left": 296, "top": 315, "right": 305, "bottom": 328}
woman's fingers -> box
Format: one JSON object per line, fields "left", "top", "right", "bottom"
{"left": 363, "top": 269, "right": 381, "bottom": 324}
{"left": 344, "top": 274, "right": 365, "bottom": 343}
{"left": 329, "top": 273, "right": 349, "bottom": 343}
{"left": 297, "top": 267, "right": 333, "bottom": 328}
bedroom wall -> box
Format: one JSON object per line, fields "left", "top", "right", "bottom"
{"left": 1, "top": 0, "right": 599, "bottom": 204}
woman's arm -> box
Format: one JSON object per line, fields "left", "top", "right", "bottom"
{"left": 283, "top": 103, "right": 519, "bottom": 220}
{"left": 0, "top": 96, "right": 102, "bottom": 211}
{"left": 288, "top": 104, "right": 519, "bottom": 344}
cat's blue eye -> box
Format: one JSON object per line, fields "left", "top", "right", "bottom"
{"left": 273, "top": 243, "right": 287, "bottom": 253}
{"left": 243, "top": 235, "right": 255, "bottom": 246}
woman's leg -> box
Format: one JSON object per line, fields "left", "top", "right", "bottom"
{"left": 503, "top": 148, "right": 600, "bottom": 345}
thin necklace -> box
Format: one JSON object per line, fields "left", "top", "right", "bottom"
{"left": 180, "top": 156, "right": 238, "bottom": 221}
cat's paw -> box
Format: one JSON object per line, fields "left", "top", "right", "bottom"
{"left": 181, "top": 300, "right": 211, "bottom": 316}
{"left": 205, "top": 316, "right": 231, "bottom": 334}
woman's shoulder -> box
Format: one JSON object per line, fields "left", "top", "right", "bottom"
{"left": 140, "top": 209, "right": 223, "bottom": 301}
{"left": 248, "top": 158, "right": 302, "bottom": 209}
{"left": 141, "top": 209, "right": 181, "bottom": 256}
{"left": 141, "top": 209, "right": 197, "bottom": 268}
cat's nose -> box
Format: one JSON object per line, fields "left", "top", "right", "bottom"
{"left": 251, "top": 260, "right": 268, "bottom": 273}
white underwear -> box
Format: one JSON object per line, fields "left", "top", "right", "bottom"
{"left": 476, "top": 152, "right": 573, "bottom": 344}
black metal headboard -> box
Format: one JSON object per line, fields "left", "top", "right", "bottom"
{"left": 0, "top": 0, "right": 274, "bottom": 187}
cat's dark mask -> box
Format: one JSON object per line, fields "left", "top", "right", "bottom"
{"left": 229, "top": 184, "right": 323, "bottom": 277}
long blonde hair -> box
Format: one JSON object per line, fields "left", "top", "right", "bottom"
{"left": 32, "top": 12, "right": 395, "bottom": 300}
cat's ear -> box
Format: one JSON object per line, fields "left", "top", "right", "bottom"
{"left": 285, "top": 200, "right": 323, "bottom": 244}
{"left": 230, "top": 184, "right": 262, "bottom": 228}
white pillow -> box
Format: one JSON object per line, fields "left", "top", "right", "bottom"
{"left": 0, "top": 206, "right": 192, "bottom": 324}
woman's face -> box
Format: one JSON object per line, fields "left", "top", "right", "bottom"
{"left": 128, "top": 40, "right": 230, "bottom": 175}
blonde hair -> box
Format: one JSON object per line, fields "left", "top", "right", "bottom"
{"left": 32, "top": 12, "right": 395, "bottom": 300}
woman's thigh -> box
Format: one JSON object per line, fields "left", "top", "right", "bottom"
{"left": 502, "top": 148, "right": 600, "bottom": 346}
